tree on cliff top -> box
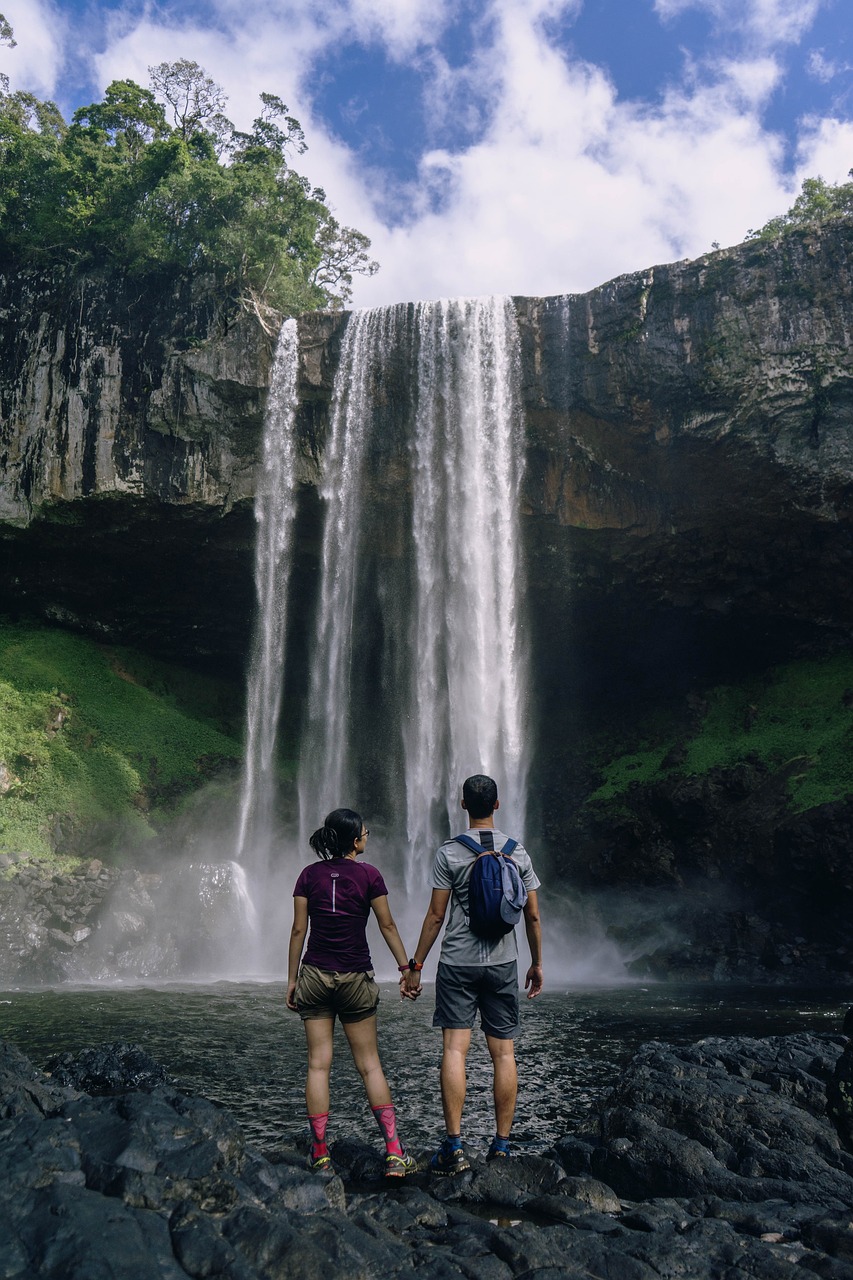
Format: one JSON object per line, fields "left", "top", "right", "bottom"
{"left": 0, "top": 35, "right": 377, "bottom": 313}
{"left": 747, "top": 172, "right": 853, "bottom": 241}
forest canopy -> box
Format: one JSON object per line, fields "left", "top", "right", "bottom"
{"left": 0, "top": 22, "right": 377, "bottom": 313}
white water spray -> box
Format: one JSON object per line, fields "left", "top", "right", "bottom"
{"left": 235, "top": 319, "right": 300, "bottom": 875}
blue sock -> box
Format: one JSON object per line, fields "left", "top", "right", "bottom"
{"left": 490, "top": 1135, "right": 511, "bottom": 1155}
{"left": 443, "top": 1134, "right": 463, "bottom": 1150}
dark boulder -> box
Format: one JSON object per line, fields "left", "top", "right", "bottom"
{"left": 584, "top": 1033, "right": 853, "bottom": 1207}
{"left": 45, "top": 1042, "right": 169, "bottom": 1095}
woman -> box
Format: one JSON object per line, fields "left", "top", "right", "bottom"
{"left": 286, "top": 808, "right": 419, "bottom": 1177}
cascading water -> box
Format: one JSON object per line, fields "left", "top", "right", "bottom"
{"left": 234, "top": 318, "right": 300, "bottom": 878}
{"left": 404, "top": 298, "right": 528, "bottom": 890}
{"left": 296, "top": 308, "right": 401, "bottom": 847}
{"left": 296, "top": 298, "right": 529, "bottom": 890}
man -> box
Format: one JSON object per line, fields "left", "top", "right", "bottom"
{"left": 404, "top": 774, "right": 543, "bottom": 1172}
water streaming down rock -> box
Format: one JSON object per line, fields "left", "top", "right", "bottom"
{"left": 404, "top": 298, "right": 529, "bottom": 890}
{"left": 234, "top": 319, "right": 300, "bottom": 878}
{"left": 296, "top": 299, "right": 529, "bottom": 887}
{"left": 296, "top": 308, "right": 401, "bottom": 847}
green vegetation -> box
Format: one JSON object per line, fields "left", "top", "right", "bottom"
{"left": 747, "top": 173, "right": 853, "bottom": 242}
{"left": 590, "top": 653, "right": 853, "bottom": 813}
{"left": 0, "top": 16, "right": 376, "bottom": 312}
{"left": 0, "top": 622, "right": 243, "bottom": 862}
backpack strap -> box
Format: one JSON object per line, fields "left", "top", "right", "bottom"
{"left": 453, "top": 834, "right": 518, "bottom": 858}
{"left": 453, "top": 834, "right": 485, "bottom": 856}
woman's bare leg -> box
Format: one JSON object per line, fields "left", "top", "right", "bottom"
{"left": 341, "top": 1015, "right": 391, "bottom": 1107}
{"left": 304, "top": 1017, "right": 335, "bottom": 1115}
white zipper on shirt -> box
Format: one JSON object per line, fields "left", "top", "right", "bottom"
{"left": 330, "top": 871, "right": 339, "bottom": 912}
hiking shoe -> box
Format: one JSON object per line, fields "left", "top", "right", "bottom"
{"left": 384, "top": 1151, "right": 418, "bottom": 1178}
{"left": 429, "top": 1141, "right": 470, "bottom": 1176}
{"left": 486, "top": 1139, "right": 511, "bottom": 1162}
{"left": 308, "top": 1152, "right": 333, "bottom": 1173}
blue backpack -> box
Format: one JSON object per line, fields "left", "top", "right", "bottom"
{"left": 454, "top": 834, "right": 528, "bottom": 941}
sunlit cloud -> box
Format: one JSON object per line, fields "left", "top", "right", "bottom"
{"left": 0, "top": 0, "right": 65, "bottom": 98}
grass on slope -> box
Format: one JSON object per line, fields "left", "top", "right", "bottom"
{"left": 589, "top": 652, "right": 853, "bottom": 813}
{"left": 0, "top": 623, "right": 243, "bottom": 861}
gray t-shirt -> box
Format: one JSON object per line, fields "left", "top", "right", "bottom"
{"left": 431, "top": 827, "right": 541, "bottom": 967}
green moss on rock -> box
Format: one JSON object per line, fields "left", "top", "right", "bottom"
{"left": 0, "top": 622, "right": 243, "bottom": 862}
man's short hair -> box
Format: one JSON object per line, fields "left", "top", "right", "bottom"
{"left": 462, "top": 775, "right": 498, "bottom": 819}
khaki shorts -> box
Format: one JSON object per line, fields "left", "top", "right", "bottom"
{"left": 294, "top": 963, "right": 380, "bottom": 1023}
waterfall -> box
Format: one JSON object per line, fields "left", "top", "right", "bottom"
{"left": 235, "top": 319, "right": 300, "bottom": 875}
{"left": 404, "top": 297, "right": 528, "bottom": 889}
{"left": 295, "top": 307, "right": 402, "bottom": 844}
{"left": 296, "top": 298, "right": 529, "bottom": 884}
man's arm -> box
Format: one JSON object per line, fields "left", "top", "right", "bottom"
{"left": 522, "top": 890, "right": 543, "bottom": 998}
{"left": 404, "top": 888, "right": 450, "bottom": 992}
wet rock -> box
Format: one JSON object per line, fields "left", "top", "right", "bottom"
{"left": 590, "top": 1033, "right": 853, "bottom": 1207}
{"left": 827, "top": 1039, "right": 853, "bottom": 1152}
{"left": 4, "top": 1031, "right": 853, "bottom": 1279}
{"left": 44, "top": 1043, "right": 169, "bottom": 1095}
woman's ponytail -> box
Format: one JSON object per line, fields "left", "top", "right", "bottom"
{"left": 309, "top": 808, "right": 362, "bottom": 860}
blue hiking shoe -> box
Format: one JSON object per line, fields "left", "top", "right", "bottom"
{"left": 429, "top": 1138, "right": 470, "bottom": 1176}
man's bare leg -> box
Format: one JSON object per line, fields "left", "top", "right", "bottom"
{"left": 440, "top": 1027, "right": 472, "bottom": 1134}
{"left": 486, "top": 1033, "right": 518, "bottom": 1139}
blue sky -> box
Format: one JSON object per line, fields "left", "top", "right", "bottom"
{"left": 2, "top": 0, "right": 852, "bottom": 306}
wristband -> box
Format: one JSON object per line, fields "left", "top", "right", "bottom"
{"left": 408, "top": 959, "right": 423, "bottom": 972}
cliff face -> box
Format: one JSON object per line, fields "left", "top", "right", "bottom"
{"left": 0, "top": 268, "right": 280, "bottom": 660}
{"left": 2, "top": 228, "right": 853, "bottom": 977}
{"left": 4, "top": 228, "right": 853, "bottom": 661}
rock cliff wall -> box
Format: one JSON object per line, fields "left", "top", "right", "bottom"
{"left": 3, "top": 227, "right": 853, "bottom": 663}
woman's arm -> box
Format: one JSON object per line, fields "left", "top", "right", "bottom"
{"left": 286, "top": 895, "right": 309, "bottom": 1011}
{"left": 370, "top": 894, "right": 410, "bottom": 970}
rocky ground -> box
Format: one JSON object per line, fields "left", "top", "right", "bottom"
{"left": 2, "top": 1019, "right": 852, "bottom": 1279}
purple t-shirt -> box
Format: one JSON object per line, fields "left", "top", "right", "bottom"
{"left": 293, "top": 858, "right": 388, "bottom": 972}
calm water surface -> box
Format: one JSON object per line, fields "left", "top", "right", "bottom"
{"left": 0, "top": 983, "right": 846, "bottom": 1156}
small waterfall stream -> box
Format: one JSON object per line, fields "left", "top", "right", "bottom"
{"left": 295, "top": 308, "right": 401, "bottom": 847}
{"left": 234, "top": 319, "right": 300, "bottom": 877}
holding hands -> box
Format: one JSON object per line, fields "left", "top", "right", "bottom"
{"left": 399, "top": 963, "right": 423, "bottom": 1001}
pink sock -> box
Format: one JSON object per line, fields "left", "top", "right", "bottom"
{"left": 308, "top": 1110, "right": 329, "bottom": 1157}
{"left": 372, "top": 1103, "right": 403, "bottom": 1156}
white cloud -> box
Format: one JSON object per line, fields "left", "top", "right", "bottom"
{"left": 349, "top": 4, "right": 800, "bottom": 304}
{"left": 806, "top": 49, "right": 853, "bottom": 85}
{"left": 654, "top": 0, "right": 826, "bottom": 48}
{"left": 795, "top": 115, "right": 853, "bottom": 184}
{"left": 0, "top": 0, "right": 65, "bottom": 98}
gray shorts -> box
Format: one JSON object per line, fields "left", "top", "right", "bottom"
{"left": 294, "top": 964, "right": 379, "bottom": 1023}
{"left": 433, "top": 961, "right": 520, "bottom": 1039}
